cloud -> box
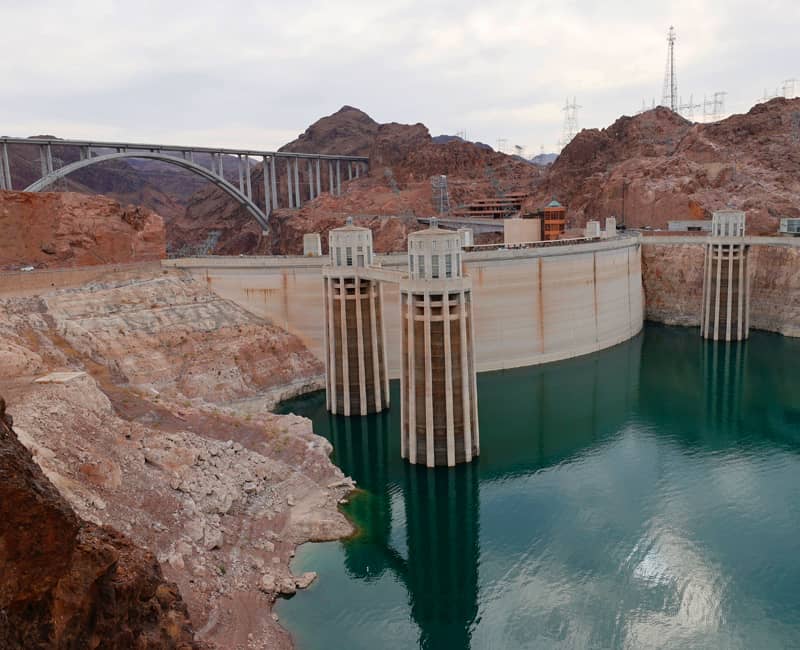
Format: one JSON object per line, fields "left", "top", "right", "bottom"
{"left": 1, "top": 0, "right": 798, "bottom": 152}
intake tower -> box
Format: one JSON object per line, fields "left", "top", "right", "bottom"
{"left": 400, "top": 220, "right": 479, "bottom": 467}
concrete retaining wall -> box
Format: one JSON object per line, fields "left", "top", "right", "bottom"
{"left": 165, "top": 236, "right": 645, "bottom": 377}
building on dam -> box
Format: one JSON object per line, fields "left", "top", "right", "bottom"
{"left": 322, "top": 218, "right": 390, "bottom": 416}
{"left": 701, "top": 209, "right": 750, "bottom": 341}
{"left": 400, "top": 220, "right": 480, "bottom": 467}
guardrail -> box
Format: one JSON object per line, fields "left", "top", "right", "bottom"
{"left": 462, "top": 235, "right": 608, "bottom": 252}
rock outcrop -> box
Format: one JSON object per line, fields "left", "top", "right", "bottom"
{"left": 0, "top": 395, "right": 199, "bottom": 649}
{"left": 641, "top": 240, "right": 800, "bottom": 336}
{"left": 0, "top": 190, "right": 166, "bottom": 270}
{"left": 529, "top": 98, "right": 800, "bottom": 234}
{"left": 0, "top": 269, "right": 353, "bottom": 648}
{"left": 171, "top": 106, "right": 540, "bottom": 255}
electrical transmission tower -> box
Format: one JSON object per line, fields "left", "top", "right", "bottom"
{"left": 559, "top": 97, "right": 581, "bottom": 149}
{"left": 496, "top": 138, "right": 507, "bottom": 154}
{"left": 679, "top": 94, "right": 701, "bottom": 121}
{"left": 661, "top": 26, "right": 678, "bottom": 111}
{"left": 431, "top": 175, "right": 450, "bottom": 214}
{"left": 701, "top": 91, "right": 727, "bottom": 122}
{"left": 782, "top": 79, "right": 798, "bottom": 98}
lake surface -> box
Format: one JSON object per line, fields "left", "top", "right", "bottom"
{"left": 276, "top": 325, "right": 800, "bottom": 649}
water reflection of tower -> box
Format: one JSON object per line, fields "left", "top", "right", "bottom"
{"left": 404, "top": 463, "right": 480, "bottom": 649}
{"left": 327, "top": 411, "right": 399, "bottom": 580}
{"left": 702, "top": 339, "right": 748, "bottom": 434}
{"left": 327, "top": 408, "right": 481, "bottom": 647}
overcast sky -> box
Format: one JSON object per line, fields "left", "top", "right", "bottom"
{"left": 2, "top": 0, "right": 799, "bottom": 154}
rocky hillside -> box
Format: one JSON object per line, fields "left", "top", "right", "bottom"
{"left": 0, "top": 190, "right": 166, "bottom": 270}
{"left": 0, "top": 395, "right": 199, "bottom": 649}
{"left": 641, "top": 240, "right": 800, "bottom": 336}
{"left": 171, "top": 106, "right": 541, "bottom": 254}
{"left": 0, "top": 269, "right": 353, "bottom": 649}
{"left": 529, "top": 97, "right": 800, "bottom": 234}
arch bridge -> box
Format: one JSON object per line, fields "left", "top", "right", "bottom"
{"left": 0, "top": 136, "right": 369, "bottom": 231}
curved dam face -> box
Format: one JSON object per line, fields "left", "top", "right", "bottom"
{"left": 166, "top": 236, "right": 644, "bottom": 376}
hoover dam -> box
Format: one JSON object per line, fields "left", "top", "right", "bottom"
{"left": 165, "top": 234, "right": 645, "bottom": 374}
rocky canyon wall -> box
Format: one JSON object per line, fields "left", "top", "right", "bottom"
{"left": 0, "top": 190, "right": 165, "bottom": 270}
{"left": 0, "top": 396, "right": 199, "bottom": 649}
{"left": 641, "top": 240, "right": 800, "bottom": 336}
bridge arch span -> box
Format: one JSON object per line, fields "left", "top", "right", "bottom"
{"left": 24, "top": 151, "right": 270, "bottom": 231}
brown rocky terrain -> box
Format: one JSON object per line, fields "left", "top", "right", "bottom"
{"left": 0, "top": 394, "right": 199, "bottom": 649}
{"left": 10, "top": 100, "right": 800, "bottom": 256}
{"left": 0, "top": 190, "right": 165, "bottom": 270}
{"left": 170, "top": 106, "right": 541, "bottom": 255}
{"left": 641, "top": 240, "right": 800, "bottom": 336}
{"left": 0, "top": 269, "right": 355, "bottom": 649}
{"left": 529, "top": 97, "right": 800, "bottom": 234}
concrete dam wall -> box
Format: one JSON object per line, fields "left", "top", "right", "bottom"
{"left": 166, "top": 236, "right": 645, "bottom": 377}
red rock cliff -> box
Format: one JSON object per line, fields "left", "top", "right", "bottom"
{"left": 0, "top": 395, "right": 200, "bottom": 649}
{"left": 530, "top": 98, "right": 800, "bottom": 234}
{"left": 0, "top": 190, "right": 166, "bottom": 270}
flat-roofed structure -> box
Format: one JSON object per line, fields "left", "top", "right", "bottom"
{"left": 668, "top": 220, "right": 712, "bottom": 232}
{"left": 504, "top": 217, "right": 541, "bottom": 245}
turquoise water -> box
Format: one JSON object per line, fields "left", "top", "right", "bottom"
{"left": 276, "top": 325, "right": 800, "bottom": 649}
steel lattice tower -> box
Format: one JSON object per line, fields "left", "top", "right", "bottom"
{"left": 661, "top": 26, "right": 677, "bottom": 111}
{"left": 559, "top": 97, "right": 581, "bottom": 150}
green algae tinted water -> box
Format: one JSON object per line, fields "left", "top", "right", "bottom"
{"left": 276, "top": 325, "right": 800, "bottom": 649}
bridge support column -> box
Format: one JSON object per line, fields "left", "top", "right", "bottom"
{"left": 336, "top": 160, "right": 342, "bottom": 196}
{"left": 308, "top": 160, "right": 314, "bottom": 200}
{"left": 356, "top": 162, "right": 360, "bottom": 179}
{"left": 237, "top": 155, "right": 245, "bottom": 194}
{"left": 217, "top": 153, "right": 225, "bottom": 178}
{"left": 316, "top": 158, "right": 322, "bottom": 197}
{"left": 294, "top": 159, "right": 301, "bottom": 208}
{"left": 262, "top": 156, "right": 271, "bottom": 217}
{"left": 270, "top": 157, "right": 278, "bottom": 210}
{"left": 45, "top": 145, "right": 54, "bottom": 175}
{"left": 286, "top": 158, "right": 294, "bottom": 209}
{"left": 348, "top": 161, "right": 353, "bottom": 181}
{"left": 0, "top": 145, "right": 8, "bottom": 189}
{"left": 245, "top": 156, "right": 252, "bottom": 200}
{"left": 2, "top": 142, "right": 11, "bottom": 190}
{"left": 329, "top": 161, "right": 334, "bottom": 195}
{"left": 39, "top": 145, "right": 48, "bottom": 178}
